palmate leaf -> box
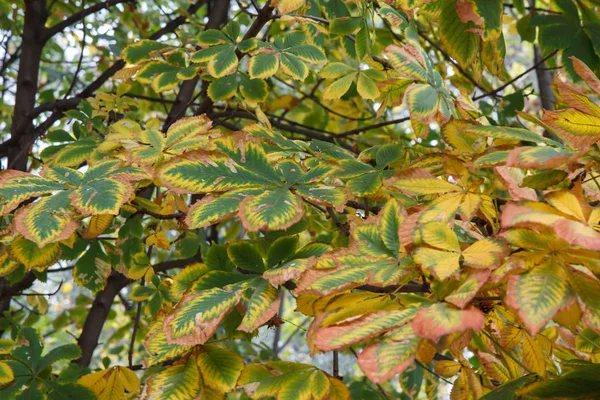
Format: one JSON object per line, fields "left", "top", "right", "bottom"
{"left": 505, "top": 258, "right": 573, "bottom": 336}
{"left": 158, "top": 135, "right": 282, "bottom": 194}
{"left": 238, "top": 362, "right": 349, "bottom": 400}
{"left": 78, "top": 366, "right": 140, "bottom": 400}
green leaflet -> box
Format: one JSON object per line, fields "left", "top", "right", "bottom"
{"left": 238, "top": 279, "right": 280, "bottom": 332}
{"left": 123, "top": 40, "right": 171, "bottom": 64}
{"left": 238, "top": 362, "right": 349, "bottom": 400}
{"left": 239, "top": 188, "right": 305, "bottom": 231}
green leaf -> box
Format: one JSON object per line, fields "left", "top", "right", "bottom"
{"left": 207, "top": 74, "right": 238, "bottom": 101}
{"left": 186, "top": 189, "right": 261, "bottom": 229}
{"left": 123, "top": 40, "right": 171, "bottom": 64}
{"left": 520, "top": 363, "right": 600, "bottom": 398}
{"left": 239, "top": 188, "right": 305, "bottom": 231}
{"left": 164, "top": 286, "right": 242, "bottom": 345}
{"left": 287, "top": 45, "right": 327, "bottom": 63}
{"left": 14, "top": 191, "right": 76, "bottom": 248}
{"left": 356, "top": 73, "right": 379, "bottom": 100}
{"left": 280, "top": 53, "right": 309, "bottom": 80}
{"left": 196, "top": 344, "right": 244, "bottom": 392}
{"left": 227, "top": 241, "right": 266, "bottom": 273}
{"left": 239, "top": 73, "right": 268, "bottom": 102}
{"left": 267, "top": 236, "right": 299, "bottom": 267}
{"left": 50, "top": 140, "right": 98, "bottom": 167}
{"left": 47, "top": 129, "right": 75, "bottom": 143}
{"left": 8, "top": 237, "right": 61, "bottom": 271}
{"left": 12, "top": 328, "right": 43, "bottom": 371}
{"left": 322, "top": 73, "right": 355, "bottom": 100}
{"left": 439, "top": 0, "right": 480, "bottom": 67}
{"left": 73, "top": 242, "right": 111, "bottom": 294}
{"left": 197, "top": 30, "right": 230, "bottom": 46}
{"left": 238, "top": 279, "right": 280, "bottom": 332}
{"left": 70, "top": 178, "right": 131, "bottom": 215}
{"left": 38, "top": 344, "right": 81, "bottom": 373}
{"left": 405, "top": 84, "right": 439, "bottom": 123}
{"left": 143, "top": 355, "right": 201, "bottom": 400}
{"left": 248, "top": 52, "right": 280, "bottom": 79}
{"left": 329, "top": 17, "right": 362, "bottom": 35}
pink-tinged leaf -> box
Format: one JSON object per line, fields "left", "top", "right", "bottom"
{"left": 506, "top": 147, "right": 575, "bottom": 169}
{"left": 500, "top": 203, "right": 562, "bottom": 229}
{"left": 263, "top": 257, "right": 316, "bottom": 286}
{"left": 411, "top": 303, "right": 485, "bottom": 342}
{"left": 501, "top": 203, "right": 600, "bottom": 251}
{"left": 495, "top": 166, "right": 537, "bottom": 201}
{"left": 570, "top": 57, "right": 600, "bottom": 95}
{"left": 552, "top": 218, "right": 600, "bottom": 251}
{"left": 445, "top": 269, "right": 491, "bottom": 309}
{"left": 505, "top": 259, "right": 573, "bottom": 336}
{"left": 357, "top": 325, "right": 419, "bottom": 383}
{"left": 313, "top": 308, "right": 417, "bottom": 352}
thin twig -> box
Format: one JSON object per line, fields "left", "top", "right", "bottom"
{"left": 472, "top": 50, "right": 559, "bottom": 101}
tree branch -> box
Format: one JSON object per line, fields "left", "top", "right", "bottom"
{"left": 472, "top": 50, "right": 559, "bottom": 101}
{"left": 0, "top": 0, "right": 209, "bottom": 163}
{"left": 43, "top": 0, "right": 132, "bottom": 41}
{"left": 76, "top": 255, "right": 200, "bottom": 366}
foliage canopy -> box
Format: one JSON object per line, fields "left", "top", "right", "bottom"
{"left": 2, "top": 0, "right": 600, "bottom": 398}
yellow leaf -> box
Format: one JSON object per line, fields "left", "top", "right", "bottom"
{"left": 82, "top": 215, "right": 113, "bottom": 239}
{"left": 420, "top": 221, "right": 460, "bottom": 252}
{"left": 78, "top": 366, "right": 140, "bottom": 399}
{"left": 274, "top": 0, "right": 305, "bottom": 14}
{"left": 522, "top": 333, "right": 546, "bottom": 378}
{"left": 434, "top": 360, "right": 461, "bottom": 378}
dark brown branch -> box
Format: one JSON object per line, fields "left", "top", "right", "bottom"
{"left": 128, "top": 294, "right": 143, "bottom": 367}
{"left": 62, "top": 4, "right": 88, "bottom": 100}
{"left": 76, "top": 255, "right": 200, "bottom": 366}
{"left": 0, "top": 0, "right": 209, "bottom": 164}
{"left": 43, "top": 0, "right": 132, "bottom": 40}
{"left": 0, "top": 45, "right": 21, "bottom": 77}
